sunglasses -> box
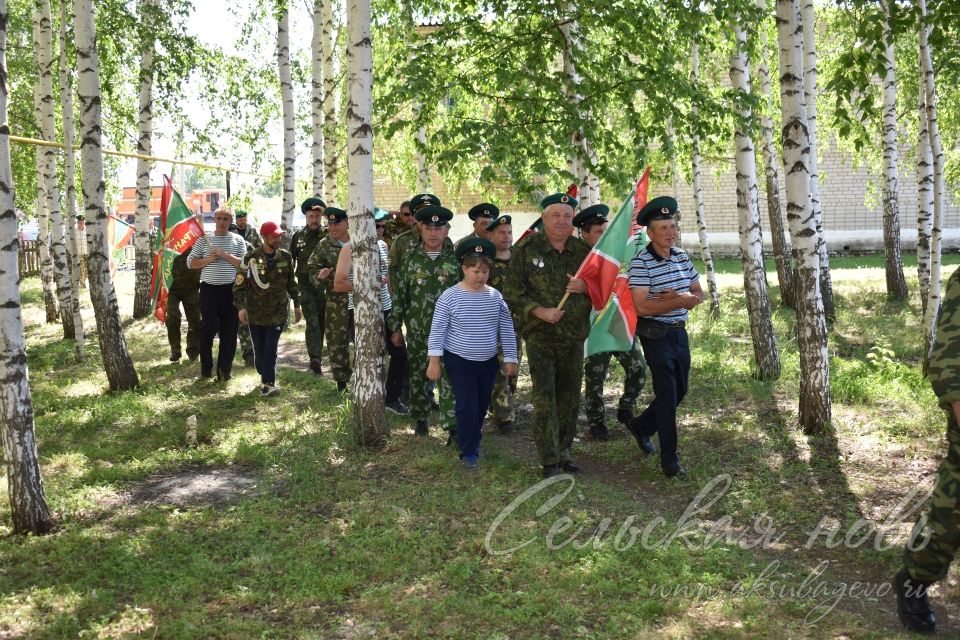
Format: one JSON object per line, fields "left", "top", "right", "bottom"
{"left": 375, "top": 224, "right": 386, "bottom": 229}
{"left": 400, "top": 211, "right": 413, "bottom": 217}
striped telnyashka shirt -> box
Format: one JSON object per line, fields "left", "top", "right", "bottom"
{"left": 344, "top": 240, "right": 391, "bottom": 311}
{"left": 427, "top": 285, "right": 518, "bottom": 363}
{"left": 187, "top": 232, "right": 247, "bottom": 285}
{"left": 628, "top": 244, "right": 701, "bottom": 324}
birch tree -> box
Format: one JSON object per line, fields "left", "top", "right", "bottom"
{"left": 756, "top": 0, "right": 795, "bottom": 308}
{"left": 560, "top": 6, "right": 600, "bottom": 208}
{"left": 0, "top": 0, "right": 55, "bottom": 536}
{"left": 322, "top": 0, "right": 338, "bottom": 201}
{"left": 777, "top": 0, "right": 830, "bottom": 432}
{"left": 916, "top": 87, "right": 933, "bottom": 311}
{"left": 278, "top": 3, "right": 295, "bottom": 234}
{"left": 311, "top": 0, "right": 324, "bottom": 197}
{"left": 59, "top": 0, "right": 82, "bottom": 360}
{"left": 401, "top": 0, "right": 429, "bottom": 192}
{"left": 74, "top": 0, "right": 139, "bottom": 391}
{"left": 800, "top": 0, "right": 835, "bottom": 322}
{"left": 730, "top": 19, "right": 780, "bottom": 380}
{"left": 666, "top": 116, "right": 683, "bottom": 246}
{"left": 346, "top": 0, "right": 387, "bottom": 447}
{"left": 690, "top": 40, "right": 720, "bottom": 318}
{"left": 918, "top": 0, "right": 944, "bottom": 368}
{"left": 132, "top": 0, "right": 157, "bottom": 318}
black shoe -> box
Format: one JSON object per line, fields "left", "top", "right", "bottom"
{"left": 542, "top": 464, "right": 562, "bottom": 479}
{"left": 589, "top": 424, "right": 610, "bottom": 441}
{"left": 216, "top": 369, "right": 232, "bottom": 382}
{"left": 894, "top": 569, "right": 936, "bottom": 634}
{"left": 170, "top": 352, "right": 181, "bottom": 362}
{"left": 187, "top": 354, "right": 198, "bottom": 362}
{"left": 385, "top": 400, "right": 410, "bottom": 415}
{"left": 662, "top": 462, "right": 687, "bottom": 479}
{"left": 336, "top": 381, "right": 347, "bottom": 393}
{"left": 309, "top": 358, "right": 322, "bottom": 373}
{"left": 561, "top": 462, "right": 580, "bottom": 474}
{"left": 497, "top": 421, "right": 514, "bottom": 435}
{"left": 639, "top": 436, "right": 656, "bottom": 456}
{"left": 626, "top": 417, "right": 656, "bottom": 455}
{"left": 414, "top": 420, "right": 428, "bottom": 437}
{"left": 616, "top": 407, "right": 634, "bottom": 425}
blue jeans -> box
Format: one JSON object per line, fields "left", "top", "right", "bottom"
{"left": 443, "top": 351, "right": 499, "bottom": 459}
{"left": 249, "top": 324, "right": 283, "bottom": 385}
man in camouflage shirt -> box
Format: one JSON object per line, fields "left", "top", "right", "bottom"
{"left": 486, "top": 215, "right": 522, "bottom": 433}
{"left": 383, "top": 200, "right": 414, "bottom": 248}
{"left": 289, "top": 198, "right": 327, "bottom": 373}
{"left": 234, "top": 221, "right": 301, "bottom": 396}
{"left": 504, "top": 193, "right": 591, "bottom": 478}
{"left": 454, "top": 202, "right": 497, "bottom": 252}
{"left": 166, "top": 249, "right": 201, "bottom": 362}
{"left": 387, "top": 193, "right": 454, "bottom": 289}
{"left": 894, "top": 267, "right": 960, "bottom": 634}
{"left": 308, "top": 207, "right": 352, "bottom": 393}
{"left": 231, "top": 210, "right": 261, "bottom": 367}
{"left": 388, "top": 205, "right": 459, "bottom": 437}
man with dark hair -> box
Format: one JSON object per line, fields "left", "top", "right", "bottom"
{"left": 383, "top": 200, "right": 414, "bottom": 247}
{"left": 308, "top": 207, "right": 353, "bottom": 393}
{"left": 455, "top": 202, "right": 498, "bottom": 251}
{"left": 290, "top": 197, "right": 327, "bottom": 373}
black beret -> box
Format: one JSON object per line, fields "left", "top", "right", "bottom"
{"left": 410, "top": 193, "right": 441, "bottom": 211}
{"left": 486, "top": 215, "right": 512, "bottom": 232}
{"left": 301, "top": 197, "right": 327, "bottom": 213}
{"left": 637, "top": 196, "right": 678, "bottom": 227}
{"left": 415, "top": 205, "right": 452, "bottom": 226}
{"left": 467, "top": 203, "right": 499, "bottom": 221}
{"left": 455, "top": 237, "right": 496, "bottom": 261}
{"left": 324, "top": 207, "right": 347, "bottom": 223}
{"left": 573, "top": 204, "right": 610, "bottom": 229}
{"left": 540, "top": 192, "right": 578, "bottom": 210}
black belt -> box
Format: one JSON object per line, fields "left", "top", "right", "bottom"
{"left": 639, "top": 318, "right": 685, "bottom": 329}
{"left": 200, "top": 281, "right": 234, "bottom": 287}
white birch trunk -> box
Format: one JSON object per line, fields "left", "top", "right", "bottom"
{"left": 132, "top": 0, "right": 156, "bottom": 318}
{"left": 756, "top": 0, "right": 795, "bottom": 308}
{"left": 916, "top": 86, "right": 933, "bottom": 312}
{"left": 666, "top": 116, "right": 683, "bottom": 246}
{"left": 880, "top": 0, "right": 907, "bottom": 300}
{"left": 691, "top": 42, "right": 721, "bottom": 319}
{"left": 0, "top": 0, "right": 55, "bottom": 535}
{"left": 800, "top": 0, "right": 834, "bottom": 321}
{"left": 59, "top": 0, "right": 83, "bottom": 360}
{"left": 73, "top": 0, "right": 139, "bottom": 391}
{"left": 32, "top": 5, "right": 59, "bottom": 324}
{"left": 560, "top": 8, "right": 596, "bottom": 209}
{"left": 278, "top": 6, "right": 296, "bottom": 234}
{"left": 730, "top": 21, "right": 780, "bottom": 380}
{"left": 311, "top": 0, "right": 324, "bottom": 197}
{"left": 322, "top": 0, "right": 338, "bottom": 202}
{"left": 346, "top": 0, "right": 387, "bottom": 446}
{"left": 918, "top": 0, "right": 944, "bottom": 369}
{"left": 777, "top": 0, "right": 830, "bottom": 432}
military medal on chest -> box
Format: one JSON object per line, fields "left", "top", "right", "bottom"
{"left": 533, "top": 258, "right": 544, "bottom": 268}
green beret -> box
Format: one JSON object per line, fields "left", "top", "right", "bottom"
{"left": 573, "top": 204, "right": 609, "bottom": 229}
{"left": 410, "top": 193, "right": 441, "bottom": 212}
{"left": 234, "top": 210, "right": 248, "bottom": 219}
{"left": 324, "top": 207, "right": 347, "bottom": 223}
{"left": 637, "top": 196, "right": 678, "bottom": 227}
{"left": 467, "top": 203, "right": 499, "bottom": 221}
{"left": 455, "top": 237, "right": 496, "bottom": 261}
{"left": 486, "top": 215, "right": 512, "bottom": 232}
{"left": 415, "top": 205, "right": 452, "bottom": 226}
{"left": 374, "top": 207, "right": 390, "bottom": 221}
{"left": 301, "top": 197, "right": 327, "bottom": 213}
{"left": 75, "top": 214, "right": 85, "bottom": 221}
{"left": 540, "top": 192, "right": 578, "bottom": 210}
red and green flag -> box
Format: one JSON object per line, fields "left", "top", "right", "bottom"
{"left": 149, "top": 175, "right": 204, "bottom": 322}
{"left": 106, "top": 215, "right": 135, "bottom": 276}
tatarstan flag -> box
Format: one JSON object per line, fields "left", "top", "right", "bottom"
{"left": 106, "top": 215, "right": 135, "bottom": 276}
{"left": 149, "top": 175, "right": 204, "bottom": 322}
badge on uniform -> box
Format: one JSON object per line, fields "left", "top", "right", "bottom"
{"left": 235, "top": 272, "right": 245, "bottom": 285}
{"left": 532, "top": 258, "right": 544, "bottom": 268}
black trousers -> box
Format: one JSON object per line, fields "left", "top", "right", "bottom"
{"left": 383, "top": 310, "right": 408, "bottom": 403}
{"left": 636, "top": 329, "right": 691, "bottom": 467}
{"left": 249, "top": 324, "right": 283, "bottom": 385}
{"left": 198, "top": 282, "right": 239, "bottom": 377}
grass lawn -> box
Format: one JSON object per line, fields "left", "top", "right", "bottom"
{"left": 1, "top": 254, "right": 958, "bottom": 638}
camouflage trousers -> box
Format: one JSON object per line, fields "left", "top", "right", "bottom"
{"left": 904, "top": 411, "right": 960, "bottom": 583}
{"left": 526, "top": 337, "right": 584, "bottom": 466}
{"left": 238, "top": 322, "right": 254, "bottom": 361}
{"left": 165, "top": 288, "right": 200, "bottom": 359}
{"left": 491, "top": 334, "right": 523, "bottom": 426}
{"left": 406, "top": 334, "right": 455, "bottom": 431}
{"left": 325, "top": 292, "right": 352, "bottom": 384}
{"left": 300, "top": 284, "right": 326, "bottom": 361}
{"left": 583, "top": 339, "right": 647, "bottom": 428}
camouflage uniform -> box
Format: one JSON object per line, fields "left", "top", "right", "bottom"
{"left": 489, "top": 255, "right": 522, "bottom": 426}
{"left": 307, "top": 236, "right": 351, "bottom": 384}
{"left": 504, "top": 232, "right": 591, "bottom": 467}
{"left": 904, "top": 267, "right": 960, "bottom": 583}
{"left": 290, "top": 226, "right": 327, "bottom": 363}
{"left": 233, "top": 227, "right": 262, "bottom": 364}
{"left": 231, "top": 224, "right": 263, "bottom": 250}
{"left": 166, "top": 250, "right": 201, "bottom": 360}
{"left": 387, "top": 243, "right": 459, "bottom": 430}
{"left": 454, "top": 231, "right": 480, "bottom": 253}
{"left": 583, "top": 339, "right": 646, "bottom": 433}
{"left": 388, "top": 226, "right": 453, "bottom": 289}
{"left": 383, "top": 217, "right": 413, "bottom": 248}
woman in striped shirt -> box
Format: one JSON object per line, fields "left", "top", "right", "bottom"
{"left": 427, "top": 238, "right": 518, "bottom": 470}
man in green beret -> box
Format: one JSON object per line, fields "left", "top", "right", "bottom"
{"left": 574, "top": 204, "right": 647, "bottom": 441}
{"left": 486, "top": 215, "right": 521, "bottom": 433}
{"left": 307, "top": 207, "right": 352, "bottom": 393}
{"left": 504, "top": 193, "right": 591, "bottom": 477}
{"left": 388, "top": 205, "right": 459, "bottom": 437}
{"left": 455, "top": 203, "right": 498, "bottom": 252}
{"left": 387, "top": 193, "right": 453, "bottom": 288}
{"left": 230, "top": 210, "right": 263, "bottom": 250}
{"left": 165, "top": 249, "right": 201, "bottom": 363}
{"left": 290, "top": 197, "right": 327, "bottom": 373}
{"left": 383, "top": 200, "right": 414, "bottom": 248}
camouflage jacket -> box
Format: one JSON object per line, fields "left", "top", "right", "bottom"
{"left": 387, "top": 244, "right": 460, "bottom": 337}
{"left": 289, "top": 226, "right": 327, "bottom": 288}
{"left": 233, "top": 247, "right": 300, "bottom": 325}
{"left": 306, "top": 236, "right": 348, "bottom": 300}
{"left": 383, "top": 217, "right": 413, "bottom": 248}
{"left": 489, "top": 255, "right": 510, "bottom": 293}
{"left": 503, "top": 232, "right": 592, "bottom": 343}
{"left": 930, "top": 267, "right": 960, "bottom": 411}
{"left": 169, "top": 249, "right": 200, "bottom": 295}
{"left": 454, "top": 231, "right": 480, "bottom": 252}
{"left": 234, "top": 225, "right": 263, "bottom": 251}
{"left": 388, "top": 227, "right": 454, "bottom": 286}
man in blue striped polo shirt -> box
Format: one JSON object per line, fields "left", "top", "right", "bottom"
{"left": 627, "top": 196, "right": 703, "bottom": 479}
